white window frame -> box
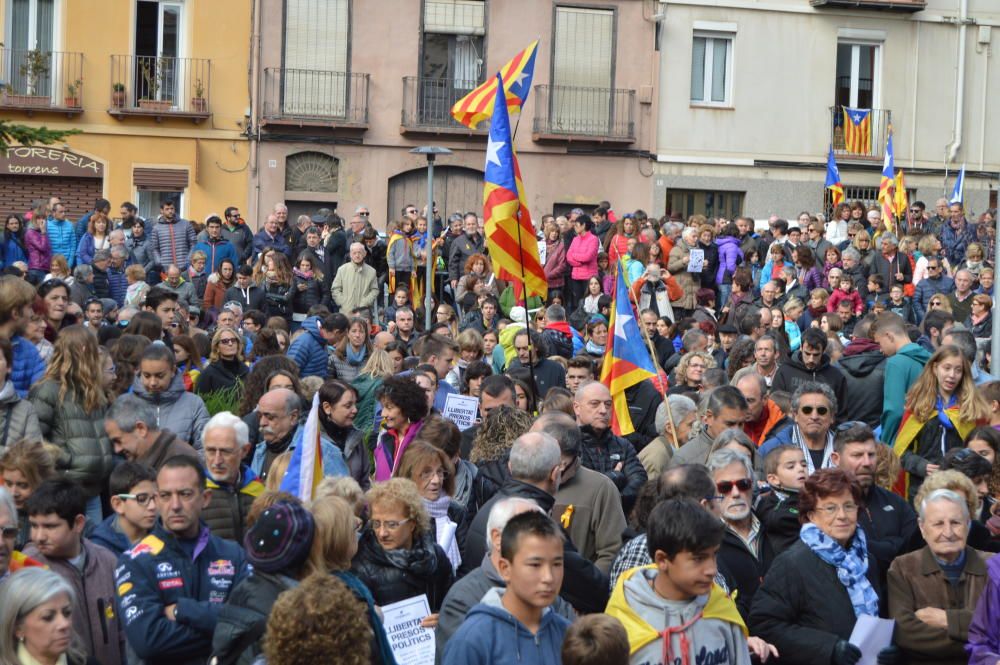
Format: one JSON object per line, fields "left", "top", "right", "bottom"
{"left": 135, "top": 190, "right": 185, "bottom": 221}
{"left": 838, "top": 40, "right": 881, "bottom": 110}
{"left": 4, "top": 0, "right": 59, "bottom": 50}
{"left": 690, "top": 29, "right": 734, "bottom": 107}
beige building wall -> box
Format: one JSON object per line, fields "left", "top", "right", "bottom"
{"left": 249, "top": 0, "right": 660, "bottom": 230}
{"left": 654, "top": 0, "right": 1000, "bottom": 219}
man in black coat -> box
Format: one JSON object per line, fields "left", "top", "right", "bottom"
{"left": 771, "top": 327, "right": 849, "bottom": 420}
{"left": 460, "top": 432, "right": 609, "bottom": 613}
{"left": 833, "top": 316, "right": 886, "bottom": 429}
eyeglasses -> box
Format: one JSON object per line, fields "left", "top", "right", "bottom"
{"left": 799, "top": 405, "right": 830, "bottom": 416}
{"left": 118, "top": 493, "right": 155, "bottom": 506}
{"left": 927, "top": 265, "right": 941, "bottom": 271}
{"left": 359, "top": 211, "right": 370, "bottom": 217}
{"left": 0, "top": 526, "right": 18, "bottom": 539}
{"left": 219, "top": 338, "right": 239, "bottom": 346}
{"left": 847, "top": 233, "right": 856, "bottom": 238}
{"left": 814, "top": 503, "right": 859, "bottom": 517}
{"left": 370, "top": 518, "right": 410, "bottom": 531}
{"left": 716, "top": 478, "right": 753, "bottom": 494}
{"left": 419, "top": 468, "right": 449, "bottom": 482}
{"left": 406, "top": 209, "right": 417, "bottom": 215}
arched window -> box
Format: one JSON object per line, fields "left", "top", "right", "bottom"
{"left": 285, "top": 152, "right": 339, "bottom": 192}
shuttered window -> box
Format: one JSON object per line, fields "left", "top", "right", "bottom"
{"left": 551, "top": 6, "right": 614, "bottom": 133}
{"left": 133, "top": 167, "right": 189, "bottom": 191}
{"left": 283, "top": 0, "right": 350, "bottom": 114}
{"left": 423, "top": 0, "right": 485, "bottom": 36}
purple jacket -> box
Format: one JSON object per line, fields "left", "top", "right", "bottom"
{"left": 25, "top": 228, "right": 51, "bottom": 271}
{"left": 801, "top": 266, "right": 825, "bottom": 292}
{"left": 968, "top": 554, "right": 1000, "bottom": 664}
{"left": 715, "top": 236, "right": 744, "bottom": 284}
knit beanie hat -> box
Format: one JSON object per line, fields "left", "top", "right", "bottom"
{"left": 244, "top": 500, "right": 315, "bottom": 573}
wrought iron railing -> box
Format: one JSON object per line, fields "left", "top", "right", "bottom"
{"left": 109, "top": 54, "right": 211, "bottom": 115}
{"left": 532, "top": 84, "right": 635, "bottom": 141}
{"left": 402, "top": 76, "right": 485, "bottom": 131}
{"left": 830, "top": 106, "right": 892, "bottom": 159}
{"left": 0, "top": 48, "right": 84, "bottom": 110}
{"left": 263, "top": 68, "right": 369, "bottom": 124}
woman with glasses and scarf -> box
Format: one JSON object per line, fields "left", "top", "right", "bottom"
{"left": 750, "top": 468, "right": 897, "bottom": 665}
{"left": 893, "top": 345, "right": 991, "bottom": 502}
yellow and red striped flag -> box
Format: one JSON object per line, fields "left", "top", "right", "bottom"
{"left": 452, "top": 40, "right": 538, "bottom": 130}
{"left": 842, "top": 107, "right": 872, "bottom": 155}
{"left": 482, "top": 74, "right": 547, "bottom": 300}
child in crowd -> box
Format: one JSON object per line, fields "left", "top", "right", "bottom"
{"left": 865, "top": 274, "right": 885, "bottom": 310}
{"left": 442, "top": 512, "right": 571, "bottom": 665}
{"left": 883, "top": 284, "right": 916, "bottom": 324}
{"left": 756, "top": 446, "right": 808, "bottom": 555}
{"left": 561, "top": 614, "right": 630, "bottom": 665}
{"left": 605, "top": 498, "right": 751, "bottom": 665}
{"left": 983, "top": 381, "right": 1000, "bottom": 431}
{"left": 382, "top": 284, "right": 411, "bottom": 328}
{"left": 90, "top": 462, "right": 158, "bottom": 556}
{"left": 124, "top": 263, "right": 149, "bottom": 308}
{"left": 827, "top": 275, "right": 863, "bottom": 316}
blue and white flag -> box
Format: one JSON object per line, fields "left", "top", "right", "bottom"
{"left": 949, "top": 164, "right": 965, "bottom": 205}
{"left": 278, "top": 393, "right": 324, "bottom": 502}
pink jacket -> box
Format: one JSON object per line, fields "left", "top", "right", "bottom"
{"left": 828, "top": 288, "right": 863, "bottom": 315}
{"left": 566, "top": 231, "right": 599, "bottom": 280}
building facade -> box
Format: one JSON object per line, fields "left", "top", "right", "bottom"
{"left": 249, "top": 0, "right": 660, "bottom": 228}
{"left": 0, "top": 0, "right": 251, "bottom": 220}
{"left": 653, "top": 0, "right": 1000, "bottom": 220}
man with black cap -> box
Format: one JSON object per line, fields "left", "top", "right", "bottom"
{"left": 211, "top": 500, "right": 315, "bottom": 665}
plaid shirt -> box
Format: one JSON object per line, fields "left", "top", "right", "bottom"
{"left": 610, "top": 533, "right": 732, "bottom": 593}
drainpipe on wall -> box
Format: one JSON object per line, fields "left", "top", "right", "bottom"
{"left": 945, "top": 0, "right": 969, "bottom": 165}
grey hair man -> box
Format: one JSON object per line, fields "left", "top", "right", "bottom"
{"left": 200, "top": 411, "right": 256, "bottom": 542}
{"left": 638, "top": 394, "right": 698, "bottom": 478}
{"left": 541, "top": 412, "right": 628, "bottom": 573}
{"left": 0, "top": 486, "right": 18, "bottom": 578}
{"left": 759, "top": 381, "right": 837, "bottom": 474}
{"left": 104, "top": 395, "right": 198, "bottom": 470}
{"left": 436, "top": 497, "right": 575, "bottom": 650}
{"left": 670, "top": 386, "right": 749, "bottom": 467}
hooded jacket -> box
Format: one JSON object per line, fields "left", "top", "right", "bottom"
{"left": 90, "top": 515, "right": 137, "bottom": 557}
{"left": 442, "top": 587, "right": 571, "bottom": 665}
{"left": 770, "top": 350, "right": 849, "bottom": 420}
{"left": 834, "top": 340, "right": 887, "bottom": 428}
{"left": 10, "top": 335, "right": 45, "bottom": 398}
{"left": 29, "top": 379, "right": 113, "bottom": 497}
{"left": 285, "top": 315, "right": 329, "bottom": 378}
{"left": 541, "top": 321, "right": 583, "bottom": 359}
{"left": 0, "top": 380, "right": 42, "bottom": 448}
{"left": 880, "top": 343, "right": 932, "bottom": 446}
{"left": 129, "top": 373, "right": 210, "bottom": 451}
{"left": 605, "top": 566, "right": 750, "bottom": 665}
{"left": 223, "top": 283, "right": 265, "bottom": 313}
{"left": 193, "top": 236, "right": 238, "bottom": 274}
{"left": 351, "top": 529, "right": 453, "bottom": 611}
{"left": 150, "top": 215, "right": 197, "bottom": 271}
{"left": 715, "top": 235, "right": 745, "bottom": 284}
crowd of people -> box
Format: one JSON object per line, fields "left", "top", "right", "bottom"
{"left": 0, "top": 193, "right": 998, "bottom": 665}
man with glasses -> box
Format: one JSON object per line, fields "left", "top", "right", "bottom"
{"left": 830, "top": 422, "right": 916, "bottom": 574}
{"left": 448, "top": 212, "right": 485, "bottom": 292}
{"left": 347, "top": 212, "right": 367, "bottom": 244}
{"left": 912, "top": 255, "right": 954, "bottom": 322}
{"left": 115, "top": 456, "right": 249, "bottom": 665}
{"left": 217, "top": 205, "right": 253, "bottom": 264}
{"left": 771, "top": 328, "right": 848, "bottom": 420}
{"left": 760, "top": 382, "right": 838, "bottom": 474}
{"left": 905, "top": 201, "right": 927, "bottom": 234}
{"left": 200, "top": 412, "right": 264, "bottom": 543}
{"left": 92, "top": 462, "right": 159, "bottom": 556}
{"left": 709, "top": 448, "right": 773, "bottom": 621}
{"left": 105, "top": 395, "right": 199, "bottom": 471}
{"left": 0, "top": 486, "right": 41, "bottom": 580}
{"left": 927, "top": 197, "right": 950, "bottom": 237}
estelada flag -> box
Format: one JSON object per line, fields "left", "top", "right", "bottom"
{"left": 451, "top": 40, "right": 538, "bottom": 129}
{"left": 842, "top": 106, "right": 872, "bottom": 155}
{"left": 825, "top": 145, "right": 844, "bottom": 207}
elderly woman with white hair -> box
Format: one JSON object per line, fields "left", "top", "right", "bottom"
{"left": 0, "top": 567, "right": 89, "bottom": 665}
{"left": 637, "top": 394, "right": 698, "bottom": 477}
{"left": 888, "top": 488, "right": 992, "bottom": 665}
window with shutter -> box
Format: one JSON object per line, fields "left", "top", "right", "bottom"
{"left": 285, "top": 152, "right": 339, "bottom": 193}
{"left": 283, "top": 0, "right": 349, "bottom": 115}
{"left": 551, "top": 6, "right": 614, "bottom": 133}
{"left": 423, "top": 0, "right": 485, "bottom": 36}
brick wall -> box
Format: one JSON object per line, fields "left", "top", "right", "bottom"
{"left": 0, "top": 175, "right": 103, "bottom": 219}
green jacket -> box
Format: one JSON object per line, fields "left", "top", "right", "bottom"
{"left": 881, "top": 343, "right": 932, "bottom": 445}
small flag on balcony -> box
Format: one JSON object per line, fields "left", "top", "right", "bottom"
{"left": 452, "top": 40, "right": 538, "bottom": 130}
{"left": 482, "top": 74, "right": 547, "bottom": 300}
{"left": 842, "top": 106, "right": 872, "bottom": 155}
{"left": 825, "top": 145, "right": 844, "bottom": 206}
{"left": 877, "top": 128, "right": 896, "bottom": 224}
{"left": 949, "top": 164, "right": 966, "bottom": 205}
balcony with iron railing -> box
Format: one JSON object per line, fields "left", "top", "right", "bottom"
{"left": 401, "top": 76, "right": 488, "bottom": 135}
{"left": 262, "top": 68, "right": 369, "bottom": 128}
{"left": 830, "top": 106, "right": 892, "bottom": 160}
{"left": 108, "top": 55, "right": 211, "bottom": 122}
{"left": 0, "top": 48, "right": 84, "bottom": 116}
{"left": 532, "top": 85, "right": 635, "bottom": 143}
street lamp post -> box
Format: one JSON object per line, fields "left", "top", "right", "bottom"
{"left": 410, "top": 146, "right": 453, "bottom": 331}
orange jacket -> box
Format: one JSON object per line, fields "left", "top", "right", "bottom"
{"left": 745, "top": 399, "right": 788, "bottom": 446}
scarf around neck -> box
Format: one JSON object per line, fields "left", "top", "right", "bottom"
{"left": 791, "top": 425, "right": 835, "bottom": 474}
{"left": 799, "top": 522, "right": 880, "bottom": 618}
{"left": 425, "top": 494, "right": 461, "bottom": 572}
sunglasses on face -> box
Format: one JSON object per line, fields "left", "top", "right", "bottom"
{"left": 799, "top": 405, "right": 830, "bottom": 416}
{"left": 716, "top": 478, "right": 753, "bottom": 494}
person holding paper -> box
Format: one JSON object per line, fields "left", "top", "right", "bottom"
{"left": 749, "top": 468, "right": 899, "bottom": 665}
{"left": 888, "top": 488, "right": 992, "bottom": 665}
{"left": 667, "top": 227, "right": 699, "bottom": 319}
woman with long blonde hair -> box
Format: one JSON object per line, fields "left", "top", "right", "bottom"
{"left": 893, "top": 344, "right": 990, "bottom": 500}
{"left": 27, "top": 325, "right": 113, "bottom": 521}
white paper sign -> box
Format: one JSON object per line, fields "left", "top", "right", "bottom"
{"left": 382, "top": 594, "right": 435, "bottom": 665}
{"left": 442, "top": 393, "right": 480, "bottom": 431}
{"left": 849, "top": 615, "right": 895, "bottom": 665}
{"left": 688, "top": 248, "right": 705, "bottom": 273}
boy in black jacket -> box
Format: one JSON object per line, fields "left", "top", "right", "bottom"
{"left": 755, "top": 445, "right": 808, "bottom": 555}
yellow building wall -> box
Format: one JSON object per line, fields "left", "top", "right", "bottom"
{"left": 0, "top": 0, "right": 251, "bottom": 217}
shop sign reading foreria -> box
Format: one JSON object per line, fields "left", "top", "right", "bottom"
{"left": 0, "top": 147, "right": 104, "bottom": 178}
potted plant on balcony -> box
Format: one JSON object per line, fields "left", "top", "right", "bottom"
{"left": 111, "top": 82, "right": 126, "bottom": 108}
{"left": 5, "top": 48, "right": 50, "bottom": 107}
{"left": 191, "top": 78, "right": 207, "bottom": 113}
{"left": 138, "top": 57, "right": 171, "bottom": 112}
{"left": 64, "top": 79, "right": 82, "bottom": 108}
